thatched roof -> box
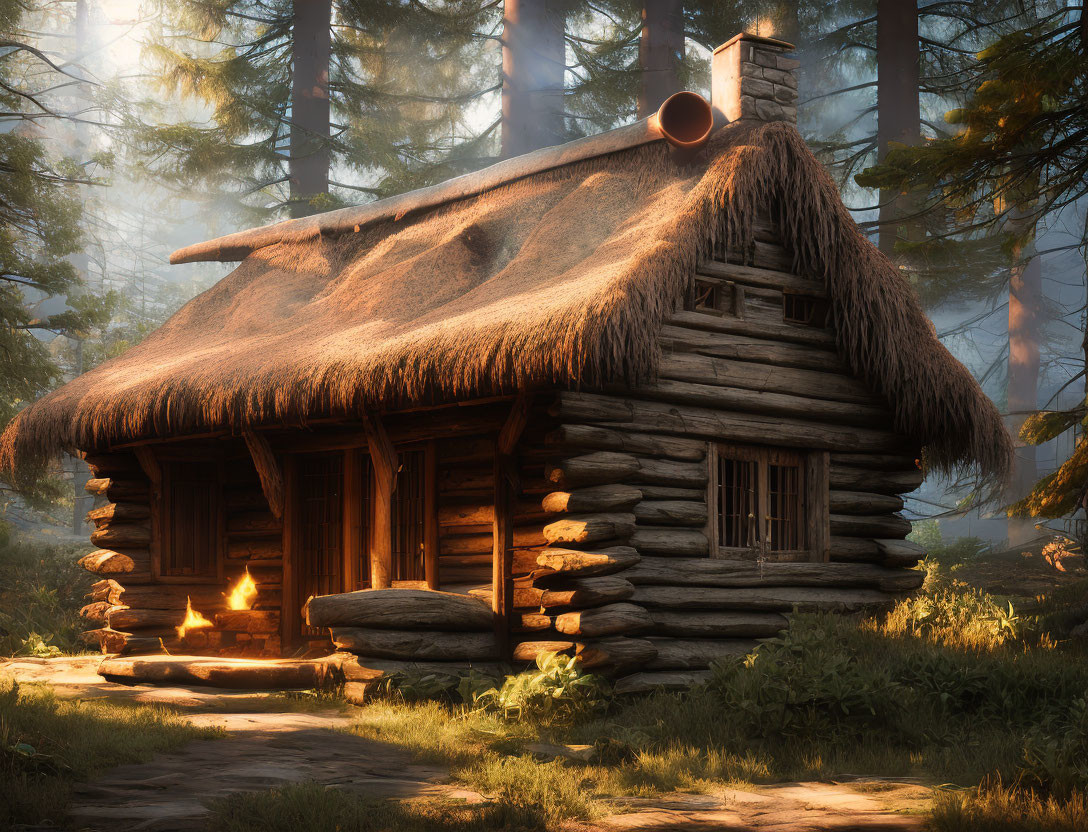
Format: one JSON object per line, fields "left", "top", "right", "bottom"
{"left": 1, "top": 119, "right": 1011, "bottom": 485}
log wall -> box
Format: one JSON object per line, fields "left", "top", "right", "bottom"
{"left": 513, "top": 233, "right": 927, "bottom": 691}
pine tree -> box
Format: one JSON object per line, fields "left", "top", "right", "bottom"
{"left": 0, "top": 0, "right": 111, "bottom": 501}
{"left": 140, "top": 0, "right": 499, "bottom": 222}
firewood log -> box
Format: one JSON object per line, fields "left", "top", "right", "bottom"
{"left": 90, "top": 523, "right": 151, "bottom": 548}
{"left": 85, "top": 502, "right": 150, "bottom": 527}
{"left": 329, "top": 628, "right": 499, "bottom": 661}
{"left": 305, "top": 588, "right": 493, "bottom": 631}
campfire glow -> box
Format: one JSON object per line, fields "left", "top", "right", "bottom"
{"left": 227, "top": 568, "right": 258, "bottom": 611}
{"left": 176, "top": 596, "right": 214, "bottom": 639}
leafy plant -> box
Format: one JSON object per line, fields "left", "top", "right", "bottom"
{"left": 473, "top": 652, "right": 609, "bottom": 727}
{"left": 709, "top": 619, "right": 903, "bottom": 746}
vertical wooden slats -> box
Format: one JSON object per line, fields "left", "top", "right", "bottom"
{"left": 297, "top": 454, "right": 343, "bottom": 637}
{"left": 393, "top": 449, "right": 426, "bottom": 582}
{"left": 161, "top": 460, "right": 221, "bottom": 579}
{"left": 493, "top": 393, "right": 532, "bottom": 659}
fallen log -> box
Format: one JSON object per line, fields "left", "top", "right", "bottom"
{"left": 320, "top": 653, "right": 507, "bottom": 684}
{"left": 613, "top": 670, "right": 712, "bottom": 695}
{"left": 630, "top": 585, "right": 895, "bottom": 613}
{"left": 630, "top": 528, "right": 709, "bottom": 556}
{"left": 554, "top": 602, "right": 653, "bottom": 638}
{"left": 546, "top": 425, "right": 707, "bottom": 461}
{"left": 632, "top": 500, "right": 707, "bottom": 527}
{"left": 305, "top": 588, "right": 494, "bottom": 631}
{"left": 90, "top": 523, "right": 151, "bottom": 549}
{"left": 540, "top": 576, "right": 635, "bottom": 609}
{"left": 623, "top": 557, "right": 923, "bottom": 592}
{"left": 330, "top": 628, "right": 499, "bottom": 661}
{"left": 541, "top": 484, "right": 643, "bottom": 514}
{"left": 98, "top": 655, "right": 321, "bottom": 689}
{"left": 647, "top": 610, "right": 788, "bottom": 638}
{"left": 829, "top": 491, "right": 905, "bottom": 514}
{"left": 535, "top": 546, "right": 640, "bottom": 577}
{"left": 85, "top": 502, "right": 150, "bottom": 527}
{"left": 543, "top": 513, "right": 636, "bottom": 545}
{"left": 645, "top": 637, "right": 758, "bottom": 670}
{"left": 830, "top": 513, "right": 912, "bottom": 538}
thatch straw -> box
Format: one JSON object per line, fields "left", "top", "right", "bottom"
{"left": 0, "top": 121, "right": 1011, "bottom": 488}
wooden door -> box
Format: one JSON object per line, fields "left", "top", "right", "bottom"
{"left": 291, "top": 453, "right": 345, "bottom": 640}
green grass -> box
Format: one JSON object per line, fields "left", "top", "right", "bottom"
{"left": 0, "top": 678, "right": 221, "bottom": 829}
{"left": 930, "top": 784, "right": 1088, "bottom": 831}
{"left": 0, "top": 535, "right": 93, "bottom": 657}
{"left": 329, "top": 557, "right": 1088, "bottom": 830}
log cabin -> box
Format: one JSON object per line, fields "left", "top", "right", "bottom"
{"left": 1, "top": 34, "right": 1011, "bottom": 692}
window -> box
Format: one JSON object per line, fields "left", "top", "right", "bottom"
{"left": 161, "top": 460, "right": 221, "bottom": 578}
{"left": 711, "top": 445, "right": 824, "bottom": 562}
{"left": 684, "top": 277, "right": 743, "bottom": 317}
{"left": 782, "top": 292, "right": 829, "bottom": 328}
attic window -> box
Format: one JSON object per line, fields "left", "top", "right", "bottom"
{"left": 783, "top": 292, "right": 829, "bottom": 328}
{"left": 687, "top": 278, "right": 724, "bottom": 315}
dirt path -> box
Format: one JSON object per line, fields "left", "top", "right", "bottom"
{"left": 4, "top": 657, "right": 928, "bottom": 831}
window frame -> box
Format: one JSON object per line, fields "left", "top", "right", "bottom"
{"left": 706, "top": 442, "right": 830, "bottom": 564}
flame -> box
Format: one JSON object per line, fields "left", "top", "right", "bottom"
{"left": 176, "top": 596, "right": 214, "bottom": 639}
{"left": 227, "top": 568, "right": 258, "bottom": 611}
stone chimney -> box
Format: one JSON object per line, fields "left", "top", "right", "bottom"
{"left": 711, "top": 33, "right": 799, "bottom": 126}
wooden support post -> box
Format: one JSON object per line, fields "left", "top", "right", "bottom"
{"left": 493, "top": 393, "right": 532, "bottom": 659}
{"left": 363, "top": 409, "right": 397, "bottom": 590}
{"left": 243, "top": 430, "right": 285, "bottom": 519}
{"left": 807, "top": 451, "right": 831, "bottom": 562}
{"left": 424, "top": 441, "right": 439, "bottom": 590}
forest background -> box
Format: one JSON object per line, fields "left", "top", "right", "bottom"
{"left": 3, "top": 0, "right": 1087, "bottom": 552}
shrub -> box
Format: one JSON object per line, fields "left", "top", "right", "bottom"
{"left": 0, "top": 537, "right": 92, "bottom": 657}
{"left": 883, "top": 584, "right": 1020, "bottom": 650}
{"left": 473, "top": 652, "right": 609, "bottom": 726}
{"left": 1021, "top": 698, "right": 1088, "bottom": 796}
{"left": 708, "top": 617, "right": 902, "bottom": 746}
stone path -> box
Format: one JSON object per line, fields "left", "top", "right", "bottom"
{"left": 4, "top": 657, "right": 928, "bottom": 831}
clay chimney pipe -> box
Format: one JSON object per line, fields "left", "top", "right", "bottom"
{"left": 650, "top": 91, "right": 714, "bottom": 152}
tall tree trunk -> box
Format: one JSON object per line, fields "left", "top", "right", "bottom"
{"left": 501, "top": 0, "right": 566, "bottom": 159}
{"left": 290, "top": 0, "right": 331, "bottom": 218}
{"left": 637, "top": 0, "right": 684, "bottom": 119}
{"left": 1007, "top": 222, "right": 1042, "bottom": 547}
{"left": 876, "top": 0, "right": 921, "bottom": 257}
